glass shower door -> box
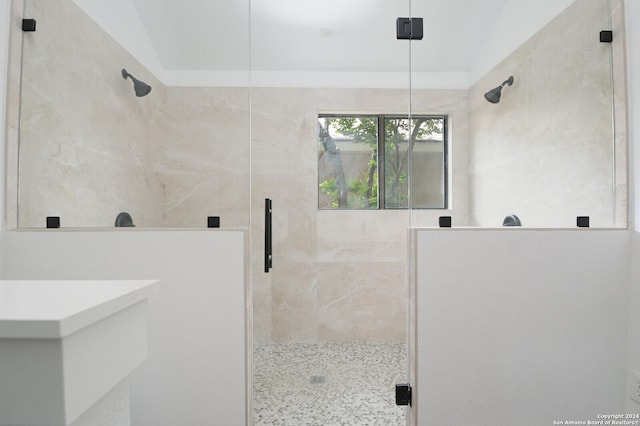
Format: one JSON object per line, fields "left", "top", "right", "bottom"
{"left": 249, "top": 1, "right": 413, "bottom": 424}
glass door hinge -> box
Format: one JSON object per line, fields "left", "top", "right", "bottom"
{"left": 395, "top": 384, "right": 412, "bottom": 406}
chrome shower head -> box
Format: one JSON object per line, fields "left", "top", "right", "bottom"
{"left": 484, "top": 76, "right": 514, "bottom": 104}
{"left": 122, "top": 68, "right": 152, "bottom": 97}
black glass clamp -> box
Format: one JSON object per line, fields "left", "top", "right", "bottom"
{"left": 22, "top": 19, "right": 36, "bottom": 32}
{"left": 439, "top": 216, "right": 452, "bottom": 228}
{"left": 600, "top": 30, "right": 613, "bottom": 43}
{"left": 577, "top": 216, "right": 590, "bottom": 228}
{"left": 207, "top": 216, "right": 220, "bottom": 228}
{"left": 396, "top": 17, "right": 423, "bottom": 40}
{"left": 46, "top": 216, "right": 60, "bottom": 229}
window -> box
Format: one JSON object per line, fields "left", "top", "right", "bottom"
{"left": 318, "top": 115, "right": 447, "bottom": 209}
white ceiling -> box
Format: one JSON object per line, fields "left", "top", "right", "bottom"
{"left": 74, "top": 0, "right": 576, "bottom": 87}
{"left": 129, "top": 0, "right": 507, "bottom": 72}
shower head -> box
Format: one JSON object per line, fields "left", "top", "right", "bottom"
{"left": 484, "top": 76, "right": 514, "bottom": 104}
{"left": 122, "top": 68, "right": 152, "bottom": 97}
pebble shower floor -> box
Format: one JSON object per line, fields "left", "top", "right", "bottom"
{"left": 253, "top": 342, "right": 407, "bottom": 425}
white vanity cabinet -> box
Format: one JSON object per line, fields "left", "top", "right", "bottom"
{"left": 0, "top": 280, "right": 157, "bottom": 426}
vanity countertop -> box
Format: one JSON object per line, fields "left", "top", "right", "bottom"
{"left": 0, "top": 280, "right": 157, "bottom": 339}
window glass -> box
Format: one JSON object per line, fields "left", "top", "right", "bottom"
{"left": 384, "top": 117, "right": 446, "bottom": 209}
{"left": 319, "top": 115, "right": 447, "bottom": 209}
{"left": 318, "top": 116, "right": 378, "bottom": 209}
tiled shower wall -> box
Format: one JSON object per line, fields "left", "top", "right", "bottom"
{"left": 11, "top": 0, "right": 252, "bottom": 229}
{"left": 151, "top": 86, "right": 250, "bottom": 229}
{"left": 250, "top": 87, "right": 468, "bottom": 343}
{"left": 16, "top": 0, "right": 165, "bottom": 228}
{"left": 468, "top": 0, "right": 627, "bottom": 228}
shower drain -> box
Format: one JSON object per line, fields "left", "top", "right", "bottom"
{"left": 310, "top": 375, "right": 326, "bottom": 384}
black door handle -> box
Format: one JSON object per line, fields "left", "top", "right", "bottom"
{"left": 265, "top": 199, "right": 272, "bottom": 273}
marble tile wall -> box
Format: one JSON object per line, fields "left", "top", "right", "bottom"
{"left": 5, "top": 0, "right": 25, "bottom": 229}
{"left": 611, "top": 0, "right": 629, "bottom": 226}
{"left": 251, "top": 88, "right": 469, "bottom": 343}
{"left": 16, "top": 0, "right": 164, "bottom": 228}
{"left": 468, "top": 0, "right": 626, "bottom": 228}
{"left": 11, "top": 0, "right": 251, "bottom": 229}
{"left": 152, "top": 87, "right": 250, "bottom": 228}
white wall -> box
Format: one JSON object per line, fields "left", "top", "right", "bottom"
{"left": 625, "top": 0, "right": 640, "bottom": 413}
{"left": 2, "top": 230, "right": 247, "bottom": 426}
{"left": 470, "top": 0, "right": 575, "bottom": 83}
{"left": 416, "top": 229, "right": 630, "bottom": 425}
{"left": 628, "top": 236, "right": 640, "bottom": 412}
{"left": 72, "top": 0, "right": 164, "bottom": 81}
{"left": 628, "top": 0, "right": 640, "bottom": 229}
{"left": 0, "top": 0, "right": 9, "bottom": 232}
{"left": 0, "top": 0, "right": 9, "bottom": 275}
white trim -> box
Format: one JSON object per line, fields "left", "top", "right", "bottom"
{"left": 163, "top": 70, "right": 470, "bottom": 89}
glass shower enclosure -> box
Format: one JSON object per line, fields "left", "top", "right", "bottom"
{"left": 11, "top": 0, "right": 623, "bottom": 424}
